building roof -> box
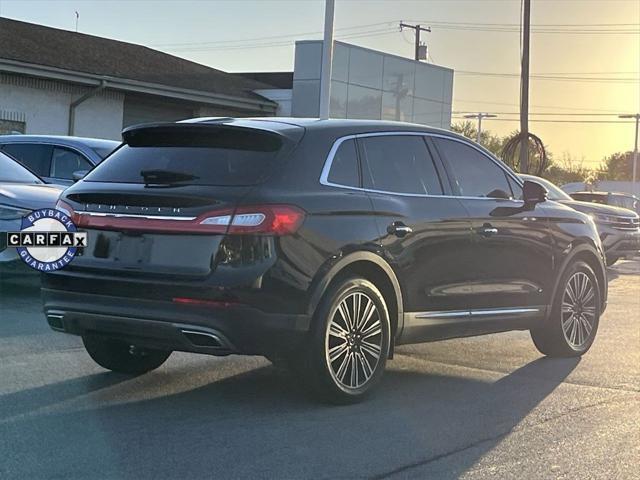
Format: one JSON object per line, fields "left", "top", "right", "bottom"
{"left": 231, "top": 72, "right": 294, "bottom": 89}
{"left": 0, "top": 17, "right": 275, "bottom": 107}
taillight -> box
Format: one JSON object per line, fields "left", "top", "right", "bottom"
{"left": 55, "top": 199, "right": 78, "bottom": 222}
{"left": 61, "top": 201, "right": 305, "bottom": 236}
{"left": 199, "top": 205, "right": 305, "bottom": 235}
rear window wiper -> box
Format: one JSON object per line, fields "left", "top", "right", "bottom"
{"left": 140, "top": 169, "right": 199, "bottom": 186}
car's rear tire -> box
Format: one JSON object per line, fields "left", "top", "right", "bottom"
{"left": 82, "top": 335, "right": 171, "bottom": 374}
{"left": 530, "top": 260, "right": 600, "bottom": 357}
{"left": 297, "top": 276, "right": 391, "bottom": 404}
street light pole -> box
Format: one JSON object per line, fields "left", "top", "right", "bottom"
{"left": 463, "top": 113, "right": 498, "bottom": 144}
{"left": 619, "top": 114, "right": 640, "bottom": 187}
{"left": 319, "top": 0, "right": 335, "bottom": 120}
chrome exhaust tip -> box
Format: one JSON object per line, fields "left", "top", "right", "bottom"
{"left": 181, "top": 329, "right": 225, "bottom": 349}
{"left": 46, "top": 313, "right": 65, "bottom": 331}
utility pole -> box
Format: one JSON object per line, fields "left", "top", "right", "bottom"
{"left": 75, "top": 11, "right": 79, "bottom": 32}
{"left": 400, "top": 22, "right": 431, "bottom": 61}
{"left": 319, "top": 0, "right": 335, "bottom": 120}
{"left": 519, "top": 0, "right": 531, "bottom": 173}
{"left": 619, "top": 113, "right": 640, "bottom": 187}
{"left": 463, "top": 113, "right": 497, "bottom": 144}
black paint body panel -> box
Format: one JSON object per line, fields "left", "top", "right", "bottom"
{"left": 42, "top": 118, "right": 607, "bottom": 355}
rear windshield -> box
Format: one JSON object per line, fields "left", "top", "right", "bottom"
{"left": 84, "top": 127, "right": 284, "bottom": 186}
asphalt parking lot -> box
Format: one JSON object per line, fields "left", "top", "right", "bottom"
{"left": 0, "top": 260, "right": 638, "bottom": 480}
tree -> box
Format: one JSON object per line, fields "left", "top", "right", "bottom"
{"left": 542, "top": 153, "right": 592, "bottom": 186}
{"left": 596, "top": 151, "right": 634, "bottom": 181}
{"left": 450, "top": 121, "right": 504, "bottom": 157}
{"left": 450, "top": 121, "right": 596, "bottom": 186}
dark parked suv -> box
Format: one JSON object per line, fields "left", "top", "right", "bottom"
{"left": 44, "top": 118, "right": 607, "bottom": 403}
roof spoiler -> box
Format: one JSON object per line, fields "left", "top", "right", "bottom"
{"left": 121, "top": 121, "right": 284, "bottom": 151}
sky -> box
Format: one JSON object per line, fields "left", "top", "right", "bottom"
{"left": 0, "top": 0, "right": 638, "bottom": 167}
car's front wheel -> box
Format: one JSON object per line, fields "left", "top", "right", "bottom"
{"left": 82, "top": 335, "right": 171, "bottom": 374}
{"left": 530, "top": 260, "right": 600, "bottom": 357}
{"left": 298, "top": 277, "right": 391, "bottom": 404}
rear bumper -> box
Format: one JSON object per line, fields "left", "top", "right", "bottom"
{"left": 42, "top": 288, "right": 311, "bottom": 356}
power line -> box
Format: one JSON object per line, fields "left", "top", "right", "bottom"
{"left": 151, "top": 21, "right": 396, "bottom": 48}
{"left": 152, "top": 18, "right": 640, "bottom": 51}
{"left": 451, "top": 117, "right": 636, "bottom": 124}
{"left": 415, "top": 21, "right": 639, "bottom": 27}
{"left": 455, "top": 70, "right": 639, "bottom": 83}
{"left": 164, "top": 28, "right": 398, "bottom": 52}
{"left": 429, "top": 26, "right": 638, "bottom": 34}
{"left": 454, "top": 112, "right": 636, "bottom": 116}
{"left": 409, "top": 19, "right": 639, "bottom": 35}
{"left": 504, "top": 71, "right": 638, "bottom": 75}
{"left": 454, "top": 98, "right": 630, "bottom": 113}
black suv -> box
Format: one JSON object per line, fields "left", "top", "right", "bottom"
{"left": 44, "top": 118, "right": 607, "bottom": 403}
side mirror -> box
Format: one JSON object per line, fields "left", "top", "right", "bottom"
{"left": 523, "top": 180, "right": 548, "bottom": 207}
{"left": 72, "top": 170, "right": 88, "bottom": 182}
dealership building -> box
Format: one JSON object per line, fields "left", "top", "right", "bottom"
{"left": 0, "top": 17, "right": 453, "bottom": 140}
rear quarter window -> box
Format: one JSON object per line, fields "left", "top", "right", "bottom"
{"left": 327, "top": 139, "right": 360, "bottom": 187}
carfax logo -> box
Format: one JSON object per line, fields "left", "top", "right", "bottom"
{"left": 6, "top": 208, "right": 87, "bottom": 272}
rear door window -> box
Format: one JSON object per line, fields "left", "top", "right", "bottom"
{"left": 1, "top": 143, "right": 53, "bottom": 177}
{"left": 84, "top": 127, "right": 285, "bottom": 186}
{"left": 51, "top": 147, "right": 92, "bottom": 180}
{"left": 360, "top": 135, "right": 443, "bottom": 195}
{"left": 327, "top": 139, "right": 360, "bottom": 187}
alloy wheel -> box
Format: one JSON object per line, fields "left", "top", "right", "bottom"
{"left": 561, "top": 271, "right": 597, "bottom": 349}
{"left": 325, "top": 292, "right": 383, "bottom": 390}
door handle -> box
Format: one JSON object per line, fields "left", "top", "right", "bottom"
{"left": 477, "top": 224, "right": 498, "bottom": 237}
{"left": 387, "top": 222, "right": 413, "bottom": 237}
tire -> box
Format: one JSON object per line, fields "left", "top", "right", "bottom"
{"left": 605, "top": 255, "right": 619, "bottom": 267}
{"left": 296, "top": 276, "right": 391, "bottom": 404}
{"left": 82, "top": 335, "right": 171, "bottom": 374}
{"left": 530, "top": 260, "right": 600, "bottom": 357}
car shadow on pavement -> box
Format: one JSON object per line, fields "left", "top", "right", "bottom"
{"left": 373, "top": 356, "right": 581, "bottom": 479}
{"left": 0, "top": 372, "right": 130, "bottom": 424}
{"left": 0, "top": 356, "right": 579, "bottom": 479}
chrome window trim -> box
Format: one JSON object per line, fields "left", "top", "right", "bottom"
{"left": 469, "top": 307, "right": 541, "bottom": 316}
{"left": 415, "top": 309, "right": 468, "bottom": 319}
{"left": 319, "top": 130, "right": 524, "bottom": 202}
{"left": 75, "top": 211, "right": 197, "bottom": 221}
{"left": 415, "top": 307, "right": 542, "bottom": 320}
